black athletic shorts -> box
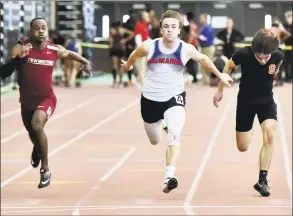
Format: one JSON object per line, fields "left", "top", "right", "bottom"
{"left": 236, "top": 95, "right": 277, "bottom": 132}
{"left": 125, "top": 47, "right": 134, "bottom": 58}
{"left": 109, "top": 48, "right": 125, "bottom": 58}
{"left": 141, "top": 91, "right": 186, "bottom": 124}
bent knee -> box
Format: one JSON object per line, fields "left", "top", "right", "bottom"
{"left": 168, "top": 130, "right": 181, "bottom": 146}
{"left": 150, "top": 138, "right": 160, "bottom": 145}
{"left": 236, "top": 131, "right": 252, "bottom": 152}
{"left": 261, "top": 119, "right": 277, "bottom": 145}
{"left": 237, "top": 143, "right": 249, "bottom": 152}
{"left": 31, "top": 121, "right": 44, "bottom": 133}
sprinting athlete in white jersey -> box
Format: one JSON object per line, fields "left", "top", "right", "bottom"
{"left": 121, "top": 10, "right": 233, "bottom": 193}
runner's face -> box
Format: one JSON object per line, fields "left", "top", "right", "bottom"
{"left": 254, "top": 53, "right": 271, "bottom": 65}
{"left": 160, "top": 18, "right": 180, "bottom": 42}
{"left": 31, "top": 19, "right": 48, "bottom": 43}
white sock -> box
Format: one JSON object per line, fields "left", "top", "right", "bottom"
{"left": 165, "top": 165, "right": 175, "bottom": 180}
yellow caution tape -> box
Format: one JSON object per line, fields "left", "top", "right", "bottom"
{"left": 80, "top": 42, "right": 292, "bottom": 51}
{"left": 80, "top": 42, "right": 109, "bottom": 49}
{"left": 234, "top": 43, "right": 292, "bottom": 50}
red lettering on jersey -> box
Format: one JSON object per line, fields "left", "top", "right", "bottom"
{"left": 149, "top": 57, "right": 182, "bottom": 66}
{"left": 158, "top": 58, "right": 164, "bottom": 63}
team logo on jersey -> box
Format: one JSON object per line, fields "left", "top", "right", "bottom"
{"left": 27, "top": 58, "right": 54, "bottom": 66}
{"left": 148, "top": 57, "right": 182, "bottom": 66}
{"left": 268, "top": 64, "right": 276, "bottom": 74}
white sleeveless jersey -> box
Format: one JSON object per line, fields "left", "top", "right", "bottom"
{"left": 142, "top": 38, "right": 190, "bottom": 102}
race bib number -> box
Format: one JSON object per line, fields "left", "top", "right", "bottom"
{"left": 174, "top": 95, "right": 184, "bottom": 105}
{"left": 268, "top": 64, "right": 276, "bottom": 74}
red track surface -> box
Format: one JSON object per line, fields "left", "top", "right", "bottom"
{"left": 1, "top": 83, "right": 292, "bottom": 215}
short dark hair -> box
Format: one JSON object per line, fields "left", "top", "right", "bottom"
{"left": 30, "top": 17, "right": 47, "bottom": 29}
{"left": 251, "top": 28, "right": 279, "bottom": 54}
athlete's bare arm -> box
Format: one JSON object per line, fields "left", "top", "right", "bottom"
{"left": 120, "top": 28, "right": 134, "bottom": 44}
{"left": 217, "top": 58, "right": 237, "bottom": 92}
{"left": 280, "top": 28, "right": 291, "bottom": 42}
{"left": 212, "top": 58, "right": 237, "bottom": 107}
{"left": 273, "top": 60, "right": 283, "bottom": 80}
{"left": 56, "top": 45, "right": 92, "bottom": 74}
{"left": 56, "top": 45, "right": 88, "bottom": 64}
{"left": 11, "top": 44, "right": 24, "bottom": 58}
{"left": 0, "top": 43, "right": 32, "bottom": 79}
{"left": 11, "top": 43, "right": 32, "bottom": 58}
{"left": 121, "top": 39, "right": 150, "bottom": 71}
{"left": 187, "top": 44, "right": 233, "bottom": 87}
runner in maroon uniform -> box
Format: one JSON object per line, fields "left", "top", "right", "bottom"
{"left": 0, "top": 17, "right": 92, "bottom": 189}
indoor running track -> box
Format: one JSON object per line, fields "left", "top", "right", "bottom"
{"left": 1, "top": 83, "right": 292, "bottom": 215}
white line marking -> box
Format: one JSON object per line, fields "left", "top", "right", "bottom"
{"left": 183, "top": 94, "right": 235, "bottom": 215}
{"left": 0, "top": 130, "right": 26, "bottom": 144}
{"left": 274, "top": 96, "right": 292, "bottom": 199}
{"left": 1, "top": 205, "right": 292, "bottom": 214}
{"left": 1, "top": 205, "right": 291, "bottom": 209}
{"left": 1, "top": 129, "right": 145, "bottom": 135}
{"left": 1, "top": 98, "right": 139, "bottom": 188}
{"left": 1, "top": 108, "right": 21, "bottom": 119}
{"left": 1, "top": 97, "right": 100, "bottom": 144}
{"left": 72, "top": 147, "right": 137, "bottom": 215}
{"left": 1, "top": 203, "right": 39, "bottom": 206}
{"left": 100, "top": 147, "right": 136, "bottom": 182}
{"left": 1, "top": 199, "right": 40, "bottom": 206}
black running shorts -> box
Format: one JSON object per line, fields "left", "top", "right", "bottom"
{"left": 236, "top": 96, "right": 277, "bottom": 132}
{"left": 141, "top": 91, "right": 186, "bottom": 124}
